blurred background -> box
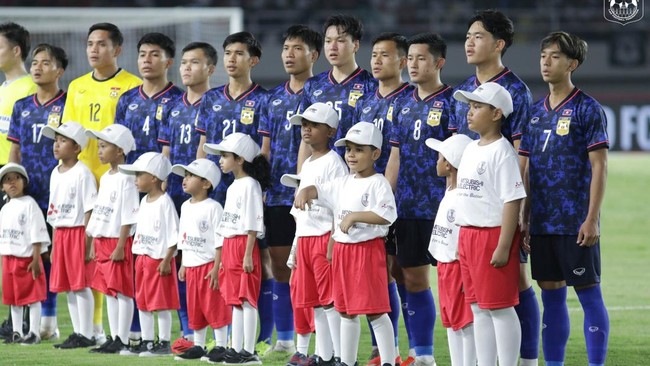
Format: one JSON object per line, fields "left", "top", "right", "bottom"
{"left": 1, "top": 0, "right": 648, "bottom": 151}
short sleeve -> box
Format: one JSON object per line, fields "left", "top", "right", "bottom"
{"left": 166, "top": 199, "right": 180, "bottom": 247}
{"left": 196, "top": 92, "right": 212, "bottom": 135}
{"left": 114, "top": 95, "right": 128, "bottom": 128}
{"left": 510, "top": 89, "right": 532, "bottom": 140}
{"left": 243, "top": 182, "right": 265, "bottom": 233}
{"left": 315, "top": 178, "right": 338, "bottom": 211}
{"left": 81, "top": 170, "right": 98, "bottom": 213}
{"left": 120, "top": 175, "right": 139, "bottom": 226}
{"left": 495, "top": 151, "right": 526, "bottom": 203}
{"left": 369, "top": 179, "right": 397, "bottom": 224}
{"left": 212, "top": 202, "right": 224, "bottom": 248}
{"left": 29, "top": 200, "right": 51, "bottom": 248}
{"left": 583, "top": 103, "right": 609, "bottom": 151}
{"left": 7, "top": 103, "right": 22, "bottom": 143}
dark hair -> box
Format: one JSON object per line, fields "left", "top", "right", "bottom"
{"left": 408, "top": 33, "right": 447, "bottom": 59}
{"left": 322, "top": 14, "right": 363, "bottom": 41}
{"left": 0, "top": 22, "right": 30, "bottom": 61}
{"left": 241, "top": 155, "right": 270, "bottom": 191}
{"left": 223, "top": 31, "right": 262, "bottom": 59}
{"left": 182, "top": 42, "right": 218, "bottom": 66}
{"left": 468, "top": 10, "right": 514, "bottom": 56}
{"left": 32, "top": 44, "right": 68, "bottom": 70}
{"left": 88, "top": 23, "right": 123, "bottom": 47}
{"left": 282, "top": 25, "right": 323, "bottom": 58}
{"left": 138, "top": 32, "right": 175, "bottom": 58}
{"left": 372, "top": 32, "right": 408, "bottom": 57}
{"left": 541, "top": 31, "right": 588, "bottom": 67}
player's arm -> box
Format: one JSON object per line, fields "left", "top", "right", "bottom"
{"left": 261, "top": 136, "right": 271, "bottom": 162}
{"left": 297, "top": 139, "right": 310, "bottom": 173}
{"left": 27, "top": 243, "right": 43, "bottom": 279}
{"left": 518, "top": 155, "right": 530, "bottom": 252}
{"left": 578, "top": 148, "right": 607, "bottom": 247}
{"left": 385, "top": 147, "right": 400, "bottom": 191}
{"left": 207, "top": 245, "right": 223, "bottom": 290}
{"left": 339, "top": 211, "right": 390, "bottom": 234}
{"left": 84, "top": 210, "right": 94, "bottom": 262}
{"left": 293, "top": 185, "right": 318, "bottom": 210}
{"left": 9, "top": 143, "right": 21, "bottom": 164}
{"left": 111, "top": 224, "right": 132, "bottom": 262}
{"left": 243, "top": 231, "right": 257, "bottom": 273}
{"left": 492, "top": 199, "right": 522, "bottom": 268}
{"left": 158, "top": 244, "right": 176, "bottom": 276}
{"left": 197, "top": 135, "right": 207, "bottom": 159}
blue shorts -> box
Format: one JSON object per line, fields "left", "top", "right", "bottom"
{"left": 530, "top": 235, "right": 601, "bottom": 286}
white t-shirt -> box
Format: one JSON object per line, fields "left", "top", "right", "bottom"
{"left": 178, "top": 198, "right": 223, "bottom": 267}
{"left": 0, "top": 196, "right": 50, "bottom": 257}
{"left": 428, "top": 188, "right": 460, "bottom": 263}
{"left": 86, "top": 170, "right": 139, "bottom": 238}
{"left": 316, "top": 173, "right": 397, "bottom": 244}
{"left": 132, "top": 193, "right": 179, "bottom": 259}
{"left": 290, "top": 151, "right": 349, "bottom": 237}
{"left": 455, "top": 137, "right": 526, "bottom": 228}
{"left": 216, "top": 176, "right": 265, "bottom": 244}
{"left": 47, "top": 161, "right": 97, "bottom": 228}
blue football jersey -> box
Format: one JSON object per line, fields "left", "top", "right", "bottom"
{"left": 354, "top": 82, "right": 413, "bottom": 174}
{"left": 519, "top": 88, "right": 609, "bottom": 235}
{"left": 450, "top": 68, "right": 532, "bottom": 142}
{"left": 158, "top": 92, "right": 203, "bottom": 212}
{"left": 390, "top": 86, "right": 453, "bottom": 220}
{"left": 301, "top": 68, "right": 377, "bottom": 156}
{"left": 258, "top": 81, "right": 302, "bottom": 207}
{"left": 196, "top": 83, "right": 268, "bottom": 204}
{"left": 115, "top": 82, "right": 183, "bottom": 163}
{"left": 7, "top": 91, "right": 66, "bottom": 211}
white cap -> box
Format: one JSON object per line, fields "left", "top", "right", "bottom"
{"left": 453, "top": 82, "right": 514, "bottom": 118}
{"left": 118, "top": 152, "right": 171, "bottom": 181}
{"left": 203, "top": 133, "right": 261, "bottom": 163}
{"left": 42, "top": 121, "right": 89, "bottom": 148}
{"left": 172, "top": 158, "right": 222, "bottom": 189}
{"left": 85, "top": 124, "right": 136, "bottom": 155}
{"left": 289, "top": 102, "right": 339, "bottom": 128}
{"left": 280, "top": 173, "right": 300, "bottom": 188}
{"left": 0, "top": 162, "right": 29, "bottom": 183}
{"left": 334, "top": 121, "right": 383, "bottom": 150}
{"left": 425, "top": 134, "right": 474, "bottom": 169}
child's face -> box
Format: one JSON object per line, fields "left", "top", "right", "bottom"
{"left": 53, "top": 134, "right": 79, "bottom": 161}
{"left": 466, "top": 101, "right": 500, "bottom": 134}
{"left": 301, "top": 120, "right": 334, "bottom": 147}
{"left": 436, "top": 153, "right": 450, "bottom": 177}
{"left": 182, "top": 171, "right": 209, "bottom": 197}
{"left": 1, "top": 172, "right": 26, "bottom": 199}
{"left": 345, "top": 142, "right": 379, "bottom": 177}
{"left": 219, "top": 152, "right": 240, "bottom": 174}
{"left": 97, "top": 139, "right": 121, "bottom": 165}
{"left": 135, "top": 171, "right": 157, "bottom": 193}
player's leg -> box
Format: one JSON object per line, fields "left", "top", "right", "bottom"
{"left": 515, "top": 252, "right": 540, "bottom": 366}
{"left": 256, "top": 242, "right": 275, "bottom": 353}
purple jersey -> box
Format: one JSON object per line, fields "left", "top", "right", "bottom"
{"left": 450, "top": 68, "right": 532, "bottom": 142}
{"left": 115, "top": 82, "right": 183, "bottom": 163}
{"left": 354, "top": 82, "right": 413, "bottom": 174}
{"left": 390, "top": 86, "right": 453, "bottom": 219}
{"left": 519, "top": 88, "right": 609, "bottom": 235}
{"left": 7, "top": 91, "right": 66, "bottom": 211}
{"left": 301, "top": 68, "right": 377, "bottom": 156}
{"left": 258, "top": 81, "right": 302, "bottom": 207}
{"left": 196, "top": 83, "right": 268, "bottom": 204}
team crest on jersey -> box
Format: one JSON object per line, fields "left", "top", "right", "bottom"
{"left": 241, "top": 107, "right": 255, "bottom": 125}
{"left": 476, "top": 161, "right": 487, "bottom": 175}
{"left": 313, "top": 90, "right": 323, "bottom": 97}
{"left": 68, "top": 186, "right": 76, "bottom": 199}
{"left": 156, "top": 104, "right": 164, "bottom": 121}
{"left": 110, "top": 87, "right": 120, "bottom": 98}
{"left": 128, "top": 103, "right": 139, "bottom": 111}
{"left": 387, "top": 105, "right": 394, "bottom": 122}
{"left": 21, "top": 111, "right": 30, "bottom": 117}
{"left": 48, "top": 111, "right": 61, "bottom": 126}
{"left": 171, "top": 110, "right": 181, "bottom": 117}
{"left": 361, "top": 193, "right": 370, "bottom": 207}
{"left": 236, "top": 197, "right": 243, "bottom": 209}
{"left": 153, "top": 220, "right": 161, "bottom": 232}
{"left": 556, "top": 117, "right": 571, "bottom": 136}
{"left": 18, "top": 214, "right": 27, "bottom": 226}
{"left": 199, "top": 220, "right": 209, "bottom": 233}
{"left": 348, "top": 89, "right": 364, "bottom": 107}
{"left": 272, "top": 99, "right": 283, "bottom": 106}
{"left": 110, "top": 191, "right": 118, "bottom": 203}
{"left": 446, "top": 209, "right": 455, "bottom": 223}
{"left": 212, "top": 105, "right": 222, "bottom": 112}
{"left": 427, "top": 108, "right": 442, "bottom": 127}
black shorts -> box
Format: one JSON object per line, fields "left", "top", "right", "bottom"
{"left": 530, "top": 235, "right": 601, "bottom": 286}
{"left": 264, "top": 206, "right": 296, "bottom": 247}
{"left": 385, "top": 223, "right": 397, "bottom": 256}
{"left": 395, "top": 219, "right": 436, "bottom": 268}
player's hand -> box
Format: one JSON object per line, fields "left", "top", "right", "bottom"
{"left": 27, "top": 259, "right": 41, "bottom": 280}
{"left": 490, "top": 246, "right": 510, "bottom": 268}
{"left": 158, "top": 260, "right": 172, "bottom": 276}
{"left": 110, "top": 246, "right": 125, "bottom": 262}
{"left": 339, "top": 214, "right": 355, "bottom": 234}
{"left": 577, "top": 218, "right": 600, "bottom": 247}
{"left": 243, "top": 254, "right": 254, "bottom": 273}
{"left": 205, "top": 266, "right": 220, "bottom": 290}
{"left": 520, "top": 222, "right": 531, "bottom": 254}
{"left": 293, "top": 191, "right": 311, "bottom": 211}
{"left": 178, "top": 265, "right": 186, "bottom": 281}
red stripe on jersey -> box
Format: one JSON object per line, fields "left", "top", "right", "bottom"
{"left": 518, "top": 149, "right": 530, "bottom": 157}
{"left": 284, "top": 81, "right": 303, "bottom": 95}
{"left": 328, "top": 67, "right": 363, "bottom": 86}
{"left": 379, "top": 82, "right": 410, "bottom": 99}
{"left": 473, "top": 68, "right": 512, "bottom": 87}
{"left": 7, "top": 136, "right": 20, "bottom": 143}
{"left": 223, "top": 83, "right": 260, "bottom": 101}
{"left": 257, "top": 129, "right": 270, "bottom": 136}
{"left": 587, "top": 141, "right": 609, "bottom": 151}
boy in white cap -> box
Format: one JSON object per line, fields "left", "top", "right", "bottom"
{"left": 118, "top": 152, "right": 180, "bottom": 357}
{"left": 42, "top": 121, "right": 98, "bottom": 349}
{"left": 294, "top": 122, "right": 397, "bottom": 366}
{"left": 84, "top": 124, "right": 139, "bottom": 354}
{"left": 170, "top": 158, "right": 231, "bottom": 362}
{"left": 281, "top": 102, "right": 348, "bottom": 365}
{"left": 0, "top": 163, "right": 50, "bottom": 345}
{"left": 452, "top": 82, "right": 525, "bottom": 366}
{"left": 425, "top": 134, "right": 475, "bottom": 366}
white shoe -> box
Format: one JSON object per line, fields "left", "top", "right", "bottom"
{"left": 263, "top": 341, "right": 296, "bottom": 356}
{"left": 39, "top": 327, "right": 60, "bottom": 341}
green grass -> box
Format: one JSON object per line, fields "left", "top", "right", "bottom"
{"left": 1, "top": 153, "right": 649, "bottom": 365}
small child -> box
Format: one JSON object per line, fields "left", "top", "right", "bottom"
{"left": 42, "top": 122, "right": 98, "bottom": 349}
{"left": 294, "top": 122, "right": 398, "bottom": 366}
{"left": 118, "top": 152, "right": 180, "bottom": 357}
{"left": 85, "top": 124, "right": 139, "bottom": 354}
{"left": 203, "top": 132, "right": 269, "bottom": 365}
{"left": 425, "top": 134, "right": 476, "bottom": 366}
{"left": 170, "top": 158, "right": 232, "bottom": 362}
{"left": 0, "top": 163, "right": 50, "bottom": 345}
{"left": 452, "top": 82, "right": 526, "bottom": 366}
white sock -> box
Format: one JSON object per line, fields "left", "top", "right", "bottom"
{"left": 471, "top": 303, "right": 497, "bottom": 366}
{"left": 214, "top": 326, "right": 228, "bottom": 348}
{"left": 10, "top": 305, "right": 23, "bottom": 336}
{"left": 242, "top": 301, "right": 257, "bottom": 353}
{"left": 66, "top": 292, "right": 80, "bottom": 333}
{"left": 324, "top": 306, "right": 341, "bottom": 357}
{"left": 106, "top": 296, "right": 119, "bottom": 339}
{"left": 491, "top": 307, "right": 521, "bottom": 366}
{"left": 194, "top": 327, "right": 207, "bottom": 347}
{"left": 28, "top": 302, "right": 42, "bottom": 336}
{"left": 139, "top": 310, "right": 155, "bottom": 341}
{"left": 340, "top": 316, "right": 360, "bottom": 366}
{"left": 314, "top": 307, "right": 333, "bottom": 361}
{"left": 76, "top": 288, "right": 94, "bottom": 339}
{"left": 447, "top": 328, "right": 463, "bottom": 366}
{"left": 297, "top": 333, "right": 311, "bottom": 355}
{"left": 158, "top": 310, "right": 172, "bottom": 341}
{"left": 41, "top": 315, "right": 57, "bottom": 332}
{"left": 117, "top": 294, "right": 134, "bottom": 343}
{"left": 370, "top": 314, "right": 395, "bottom": 365}
{"left": 461, "top": 324, "right": 476, "bottom": 366}
{"left": 520, "top": 359, "right": 538, "bottom": 366}
{"left": 231, "top": 306, "right": 243, "bottom": 352}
